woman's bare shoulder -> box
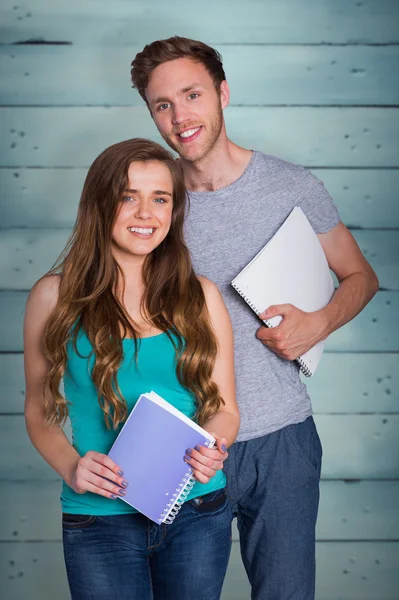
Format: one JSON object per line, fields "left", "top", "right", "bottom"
{"left": 197, "top": 276, "right": 229, "bottom": 318}
{"left": 27, "top": 274, "right": 61, "bottom": 314}
{"left": 197, "top": 275, "right": 219, "bottom": 296}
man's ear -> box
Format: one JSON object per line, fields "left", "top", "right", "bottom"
{"left": 220, "top": 80, "right": 230, "bottom": 110}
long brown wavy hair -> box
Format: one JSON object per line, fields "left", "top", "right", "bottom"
{"left": 41, "top": 138, "right": 224, "bottom": 429}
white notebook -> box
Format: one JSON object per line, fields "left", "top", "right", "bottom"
{"left": 231, "top": 206, "right": 334, "bottom": 377}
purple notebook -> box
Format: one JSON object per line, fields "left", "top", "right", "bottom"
{"left": 108, "top": 391, "right": 215, "bottom": 524}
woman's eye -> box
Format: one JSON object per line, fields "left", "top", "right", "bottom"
{"left": 122, "top": 196, "right": 135, "bottom": 202}
{"left": 154, "top": 197, "right": 167, "bottom": 204}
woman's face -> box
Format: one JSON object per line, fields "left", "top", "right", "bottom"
{"left": 111, "top": 160, "right": 174, "bottom": 265}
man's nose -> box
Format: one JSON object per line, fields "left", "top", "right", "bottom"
{"left": 172, "top": 102, "right": 190, "bottom": 125}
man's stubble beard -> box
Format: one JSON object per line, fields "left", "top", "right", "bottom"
{"left": 160, "top": 103, "right": 224, "bottom": 164}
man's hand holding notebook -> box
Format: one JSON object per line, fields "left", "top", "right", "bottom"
{"left": 231, "top": 206, "right": 335, "bottom": 377}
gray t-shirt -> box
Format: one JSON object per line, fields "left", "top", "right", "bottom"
{"left": 184, "top": 151, "right": 341, "bottom": 441}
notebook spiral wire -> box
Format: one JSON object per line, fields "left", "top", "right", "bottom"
{"left": 295, "top": 357, "right": 312, "bottom": 377}
{"left": 231, "top": 284, "right": 258, "bottom": 314}
{"left": 160, "top": 439, "right": 216, "bottom": 524}
{"left": 232, "top": 284, "right": 313, "bottom": 377}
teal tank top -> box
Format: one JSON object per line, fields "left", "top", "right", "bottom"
{"left": 61, "top": 329, "right": 225, "bottom": 515}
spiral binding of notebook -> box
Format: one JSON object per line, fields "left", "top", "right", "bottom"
{"left": 159, "top": 439, "right": 216, "bottom": 524}
{"left": 231, "top": 282, "right": 313, "bottom": 377}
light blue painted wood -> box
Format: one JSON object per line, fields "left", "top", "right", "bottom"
{"left": 0, "top": 229, "right": 69, "bottom": 290}
{"left": 0, "top": 291, "right": 397, "bottom": 353}
{"left": 1, "top": 107, "right": 398, "bottom": 168}
{"left": 1, "top": 542, "right": 70, "bottom": 600}
{"left": 223, "top": 541, "right": 399, "bottom": 600}
{"left": 354, "top": 230, "right": 399, "bottom": 290}
{"left": 0, "top": 2, "right": 397, "bottom": 598}
{"left": 324, "top": 291, "right": 399, "bottom": 352}
{"left": 2, "top": 353, "right": 398, "bottom": 415}
{"left": 317, "top": 480, "right": 399, "bottom": 541}
{"left": 1, "top": 540, "right": 398, "bottom": 600}
{"left": 0, "top": 416, "right": 72, "bottom": 481}
{"left": 0, "top": 293, "right": 27, "bottom": 351}
{"left": 315, "top": 169, "right": 399, "bottom": 229}
{"left": 2, "top": 168, "right": 399, "bottom": 229}
{"left": 1, "top": 229, "right": 396, "bottom": 291}
{"left": 2, "top": 45, "right": 399, "bottom": 106}
{"left": 2, "top": 414, "right": 398, "bottom": 481}
{"left": 305, "top": 354, "right": 399, "bottom": 414}
{"left": 315, "top": 542, "right": 399, "bottom": 600}
{"left": 0, "top": 168, "right": 87, "bottom": 228}
{"left": 0, "top": 354, "right": 26, "bottom": 413}
{"left": 315, "top": 414, "right": 399, "bottom": 479}
{"left": 0, "top": 229, "right": 71, "bottom": 290}
{"left": 1, "top": 481, "right": 64, "bottom": 542}
{"left": 1, "top": 0, "right": 398, "bottom": 45}
{"left": 2, "top": 480, "right": 398, "bottom": 542}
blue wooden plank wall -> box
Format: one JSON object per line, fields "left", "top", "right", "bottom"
{"left": 1, "top": 1, "right": 398, "bottom": 598}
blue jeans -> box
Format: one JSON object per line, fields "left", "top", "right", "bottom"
{"left": 224, "top": 416, "right": 322, "bottom": 600}
{"left": 62, "top": 487, "right": 231, "bottom": 600}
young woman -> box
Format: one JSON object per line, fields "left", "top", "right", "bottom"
{"left": 24, "top": 138, "right": 239, "bottom": 600}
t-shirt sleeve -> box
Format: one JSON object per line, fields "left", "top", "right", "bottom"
{"left": 297, "top": 170, "right": 341, "bottom": 234}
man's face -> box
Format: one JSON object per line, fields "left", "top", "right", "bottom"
{"left": 145, "top": 57, "right": 229, "bottom": 163}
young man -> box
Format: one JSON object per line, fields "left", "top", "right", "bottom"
{"left": 131, "top": 37, "right": 379, "bottom": 599}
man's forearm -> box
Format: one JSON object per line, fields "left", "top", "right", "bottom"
{"left": 318, "top": 269, "right": 379, "bottom": 340}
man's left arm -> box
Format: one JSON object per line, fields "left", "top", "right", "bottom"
{"left": 256, "top": 222, "right": 379, "bottom": 360}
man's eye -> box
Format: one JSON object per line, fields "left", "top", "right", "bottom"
{"left": 188, "top": 93, "right": 199, "bottom": 100}
{"left": 158, "top": 103, "right": 169, "bottom": 111}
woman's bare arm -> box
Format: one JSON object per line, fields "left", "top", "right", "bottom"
{"left": 24, "top": 276, "right": 127, "bottom": 499}
{"left": 184, "top": 277, "right": 239, "bottom": 483}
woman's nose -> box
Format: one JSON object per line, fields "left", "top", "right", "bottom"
{"left": 134, "top": 200, "right": 152, "bottom": 219}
